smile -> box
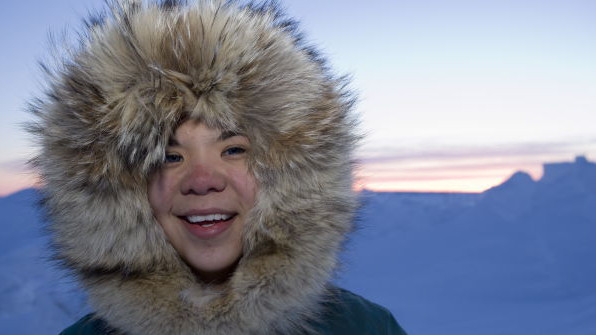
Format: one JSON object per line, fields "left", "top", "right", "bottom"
{"left": 178, "top": 211, "right": 238, "bottom": 239}
{"left": 186, "top": 214, "right": 234, "bottom": 226}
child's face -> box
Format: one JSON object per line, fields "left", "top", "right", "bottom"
{"left": 148, "top": 120, "right": 257, "bottom": 282}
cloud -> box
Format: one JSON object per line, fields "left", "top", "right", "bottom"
{"left": 356, "top": 138, "right": 596, "bottom": 164}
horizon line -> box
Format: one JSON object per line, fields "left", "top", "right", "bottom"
{"left": 1, "top": 154, "right": 593, "bottom": 198}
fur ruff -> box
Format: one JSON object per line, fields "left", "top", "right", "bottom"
{"left": 28, "top": 1, "right": 359, "bottom": 334}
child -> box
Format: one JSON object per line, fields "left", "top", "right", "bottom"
{"left": 28, "top": 1, "right": 407, "bottom": 334}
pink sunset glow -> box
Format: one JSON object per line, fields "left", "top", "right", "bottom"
{"left": 0, "top": 170, "right": 38, "bottom": 197}
{"left": 355, "top": 159, "right": 544, "bottom": 193}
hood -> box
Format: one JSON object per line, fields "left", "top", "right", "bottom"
{"left": 28, "top": 1, "right": 358, "bottom": 334}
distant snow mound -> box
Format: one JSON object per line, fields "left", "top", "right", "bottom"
{"left": 541, "top": 155, "right": 596, "bottom": 186}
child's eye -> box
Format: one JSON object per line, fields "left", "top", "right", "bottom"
{"left": 165, "top": 153, "right": 183, "bottom": 163}
{"left": 223, "top": 147, "right": 246, "bottom": 156}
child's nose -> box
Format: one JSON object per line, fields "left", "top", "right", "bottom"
{"left": 181, "top": 163, "right": 226, "bottom": 195}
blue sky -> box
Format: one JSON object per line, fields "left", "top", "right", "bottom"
{"left": 1, "top": 0, "right": 595, "bottom": 194}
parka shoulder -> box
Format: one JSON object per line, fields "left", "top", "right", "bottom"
{"left": 311, "top": 286, "right": 407, "bottom": 335}
{"left": 60, "top": 314, "right": 113, "bottom": 335}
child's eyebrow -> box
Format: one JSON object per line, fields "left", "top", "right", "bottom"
{"left": 218, "top": 131, "right": 241, "bottom": 141}
{"left": 167, "top": 131, "right": 244, "bottom": 146}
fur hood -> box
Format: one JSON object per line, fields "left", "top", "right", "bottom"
{"left": 28, "top": 1, "right": 358, "bottom": 334}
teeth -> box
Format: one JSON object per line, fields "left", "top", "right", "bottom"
{"left": 186, "top": 214, "right": 232, "bottom": 224}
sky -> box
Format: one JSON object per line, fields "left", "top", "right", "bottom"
{"left": 1, "top": 0, "right": 595, "bottom": 195}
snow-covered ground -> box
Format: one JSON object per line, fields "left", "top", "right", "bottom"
{"left": 0, "top": 189, "right": 89, "bottom": 334}
{"left": 2, "top": 157, "right": 595, "bottom": 334}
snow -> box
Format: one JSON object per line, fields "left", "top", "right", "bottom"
{"left": 1, "top": 157, "right": 595, "bottom": 334}
{"left": 0, "top": 189, "right": 89, "bottom": 334}
{"left": 337, "top": 156, "right": 596, "bottom": 334}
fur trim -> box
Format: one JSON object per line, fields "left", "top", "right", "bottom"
{"left": 28, "top": 1, "right": 358, "bottom": 334}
